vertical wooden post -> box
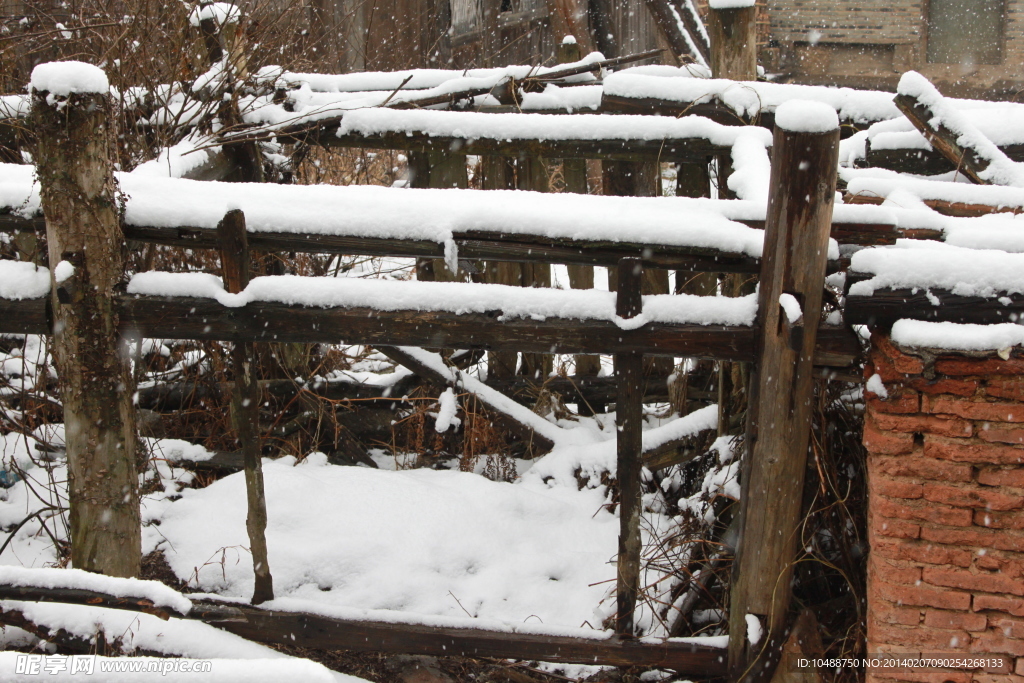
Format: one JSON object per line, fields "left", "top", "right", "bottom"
{"left": 707, "top": 2, "right": 758, "bottom": 81}
{"left": 556, "top": 38, "right": 602, "bottom": 392}
{"left": 615, "top": 257, "right": 644, "bottom": 637}
{"left": 517, "top": 155, "right": 554, "bottom": 381}
{"left": 727, "top": 105, "right": 840, "bottom": 679}
{"left": 217, "top": 209, "right": 275, "bottom": 606}
{"left": 30, "top": 63, "right": 141, "bottom": 578}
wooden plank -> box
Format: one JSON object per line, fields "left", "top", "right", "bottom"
{"left": 0, "top": 583, "right": 728, "bottom": 674}
{"left": 728, "top": 115, "right": 841, "bottom": 678}
{"left": 217, "top": 209, "right": 274, "bottom": 605}
{"left": 644, "top": 0, "right": 700, "bottom": 64}
{"left": 866, "top": 143, "right": 1024, "bottom": 176}
{"left": 845, "top": 285, "right": 1024, "bottom": 327}
{"left": 844, "top": 191, "right": 1024, "bottom": 219}
{"left": 615, "top": 257, "right": 645, "bottom": 637}
{"left": 0, "top": 294, "right": 860, "bottom": 367}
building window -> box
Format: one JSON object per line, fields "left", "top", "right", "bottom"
{"left": 927, "top": 0, "right": 1005, "bottom": 65}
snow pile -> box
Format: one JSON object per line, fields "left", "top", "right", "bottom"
{"left": 152, "top": 458, "right": 620, "bottom": 634}
{"left": 897, "top": 71, "right": 1024, "bottom": 187}
{"left": 188, "top": 2, "right": 241, "bottom": 27}
{"left": 126, "top": 272, "right": 761, "bottom": 328}
{"left": 848, "top": 241, "right": 1024, "bottom": 298}
{"left": 775, "top": 100, "right": 839, "bottom": 134}
{"left": 29, "top": 61, "right": 108, "bottom": 97}
{"left": 891, "top": 320, "right": 1024, "bottom": 352}
{"left": 0, "top": 95, "right": 30, "bottom": 119}
{"left": 0, "top": 261, "right": 50, "bottom": 300}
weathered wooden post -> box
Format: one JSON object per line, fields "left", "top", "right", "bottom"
{"left": 29, "top": 62, "right": 140, "bottom": 577}
{"left": 727, "top": 101, "right": 840, "bottom": 679}
{"left": 615, "top": 257, "right": 644, "bottom": 636}
{"left": 707, "top": 0, "right": 757, "bottom": 81}
{"left": 217, "top": 209, "right": 275, "bottom": 605}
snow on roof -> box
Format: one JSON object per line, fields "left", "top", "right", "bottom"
{"left": 126, "top": 272, "right": 760, "bottom": 328}
{"left": 775, "top": 100, "right": 839, "bottom": 134}
{"left": 29, "top": 61, "right": 108, "bottom": 97}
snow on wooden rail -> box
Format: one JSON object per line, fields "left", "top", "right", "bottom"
{"left": 0, "top": 573, "right": 728, "bottom": 673}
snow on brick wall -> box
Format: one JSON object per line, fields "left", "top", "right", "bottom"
{"left": 863, "top": 333, "right": 1024, "bottom": 682}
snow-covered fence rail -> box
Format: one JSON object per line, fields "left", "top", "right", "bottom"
{"left": 0, "top": 568, "right": 728, "bottom": 674}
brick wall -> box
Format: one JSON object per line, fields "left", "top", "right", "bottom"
{"left": 865, "top": 333, "right": 1024, "bottom": 683}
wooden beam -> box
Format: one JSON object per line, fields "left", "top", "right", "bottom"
{"left": 894, "top": 78, "right": 1018, "bottom": 186}
{"left": 845, "top": 284, "right": 1024, "bottom": 328}
{"left": 0, "top": 583, "right": 728, "bottom": 674}
{"left": 644, "top": 0, "right": 701, "bottom": 65}
{"left": 866, "top": 143, "right": 1024, "bottom": 177}
{"left": 844, "top": 192, "right": 1024, "bottom": 219}
{"left": 728, "top": 113, "right": 841, "bottom": 678}
{"left": 0, "top": 295, "right": 862, "bottom": 367}
{"left": 615, "top": 257, "right": 645, "bottom": 637}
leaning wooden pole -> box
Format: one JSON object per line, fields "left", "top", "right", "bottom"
{"left": 615, "top": 257, "right": 645, "bottom": 636}
{"left": 29, "top": 62, "right": 141, "bottom": 577}
{"left": 727, "top": 103, "right": 840, "bottom": 680}
{"left": 217, "top": 209, "right": 274, "bottom": 605}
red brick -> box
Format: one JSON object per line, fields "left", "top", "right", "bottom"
{"left": 875, "top": 413, "right": 974, "bottom": 438}
{"left": 866, "top": 415, "right": 918, "bottom": 455}
{"left": 876, "top": 497, "right": 974, "bottom": 527}
{"left": 874, "top": 516, "right": 922, "bottom": 539}
{"left": 923, "top": 396, "right": 1024, "bottom": 423}
{"left": 987, "top": 378, "right": 1024, "bottom": 402}
{"left": 874, "top": 478, "right": 925, "bottom": 499}
{"left": 873, "top": 539, "right": 974, "bottom": 568}
{"left": 1017, "top": 657, "right": 1024, "bottom": 675}
{"left": 868, "top": 390, "right": 921, "bottom": 414}
{"left": 936, "top": 357, "right": 1024, "bottom": 377}
{"left": 920, "top": 526, "right": 1024, "bottom": 553}
{"left": 872, "top": 454, "right": 974, "bottom": 482}
{"left": 872, "top": 557, "right": 924, "bottom": 585}
{"left": 923, "top": 483, "right": 1024, "bottom": 511}
{"left": 924, "top": 435, "right": 1024, "bottom": 465}
{"left": 871, "top": 350, "right": 912, "bottom": 383}
{"left": 974, "top": 594, "right": 1024, "bottom": 617}
{"left": 972, "top": 674, "right": 1024, "bottom": 683}
{"left": 875, "top": 579, "right": 972, "bottom": 610}
{"left": 908, "top": 377, "right": 980, "bottom": 397}
{"left": 979, "top": 426, "right": 1024, "bottom": 446}
{"left": 923, "top": 608, "right": 988, "bottom": 632}
{"left": 971, "top": 631, "right": 1024, "bottom": 656}
{"left": 923, "top": 567, "right": 1024, "bottom": 596}
{"left": 978, "top": 467, "right": 1024, "bottom": 488}
{"left": 871, "top": 622, "right": 971, "bottom": 649}
{"left": 872, "top": 601, "right": 923, "bottom": 626}
{"left": 992, "top": 616, "right": 1024, "bottom": 639}
{"left": 975, "top": 509, "right": 1024, "bottom": 531}
{"left": 873, "top": 334, "right": 927, "bottom": 374}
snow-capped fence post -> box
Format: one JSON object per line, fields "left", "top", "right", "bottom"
{"left": 216, "top": 208, "right": 275, "bottom": 605}
{"left": 727, "top": 102, "right": 841, "bottom": 679}
{"left": 28, "top": 61, "right": 141, "bottom": 578}
{"left": 707, "top": 0, "right": 757, "bottom": 81}
{"left": 614, "top": 257, "right": 645, "bottom": 636}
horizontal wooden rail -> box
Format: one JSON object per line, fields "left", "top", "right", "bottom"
{"left": 0, "top": 211, "right": 922, "bottom": 267}
{"left": 0, "top": 583, "right": 727, "bottom": 674}
{"left": 845, "top": 286, "right": 1024, "bottom": 327}
{"left": 866, "top": 144, "right": 1024, "bottom": 176}
{"left": 2, "top": 295, "right": 860, "bottom": 366}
